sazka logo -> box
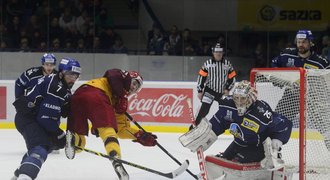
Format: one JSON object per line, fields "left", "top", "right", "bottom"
{"left": 258, "top": 5, "right": 276, "bottom": 24}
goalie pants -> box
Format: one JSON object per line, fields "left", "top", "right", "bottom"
{"left": 221, "top": 141, "right": 265, "bottom": 163}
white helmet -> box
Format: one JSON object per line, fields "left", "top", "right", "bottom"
{"left": 232, "top": 80, "right": 257, "bottom": 116}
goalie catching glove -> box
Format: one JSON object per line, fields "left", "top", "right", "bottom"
{"left": 133, "top": 130, "right": 158, "bottom": 146}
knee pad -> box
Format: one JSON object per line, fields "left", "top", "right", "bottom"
{"left": 74, "top": 133, "right": 86, "bottom": 153}
{"left": 19, "top": 146, "right": 48, "bottom": 179}
{"left": 97, "top": 127, "right": 121, "bottom": 158}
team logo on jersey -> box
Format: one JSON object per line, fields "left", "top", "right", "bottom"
{"left": 303, "top": 63, "right": 318, "bottom": 69}
{"left": 241, "top": 118, "right": 260, "bottom": 133}
{"left": 257, "top": 106, "right": 265, "bottom": 113}
{"left": 229, "top": 123, "right": 244, "bottom": 141}
{"left": 286, "top": 58, "right": 295, "bottom": 67}
{"left": 224, "top": 110, "right": 233, "bottom": 121}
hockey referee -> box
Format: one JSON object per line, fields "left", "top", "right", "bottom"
{"left": 195, "top": 42, "right": 236, "bottom": 125}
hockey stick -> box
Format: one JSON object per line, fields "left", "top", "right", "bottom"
{"left": 125, "top": 112, "right": 199, "bottom": 179}
{"left": 187, "top": 98, "right": 208, "bottom": 180}
{"left": 75, "top": 146, "right": 189, "bottom": 179}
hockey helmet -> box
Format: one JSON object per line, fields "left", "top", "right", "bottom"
{"left": 41, "top": 53, "right": 56, "bottom": 65}
{"left": 232, "top": 80, "right": 257, "bottom": 116}
{"left": 212, "top": 42, "right": 224, "bottom": 53}
{"left": 295, "top": 30, "right": 314, "bottom": 45}
{"left": 129, "top": 71, "right": 143, "bottom": 94}
{"left": 59, "top": 58, "right": 81, "bottom": 75}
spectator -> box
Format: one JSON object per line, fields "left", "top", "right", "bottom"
{"left": 6, "top": 16, "right": 21, "bottom": 46}
{"left": 109, "top": 36, "right": 128, "bottom": 54}
{"left": 49, "top": 17, "right": 64, "bottom": 42}
{"left": 5, "top": 0, "right": 25, "bottom": 21}
{"left": 252, "top": 42, "right": 267, "bottom": 68}
{"left": 51, "top": 38, "right": 61, "bottom": 52}
{"left": 321, "top": 35, "right": 330, "bottom": 59}
{"left": 0, "top": 41, "right": 8, "bottom": 51}
{"left": 147, "top": 24, "right": 165, "bottom": 55}
{"left": 19, "top": 37, "right": 30, "bottom": 52}
{"left": 59, "top": 7, "right": 76, "bottom": 33}
{"left": 76, "top": 38, "right": 87, "bottom": 53}
{"left": 25, "top": 15, "right": 42, "bottom": 38}
{"left": 99, "top": 26, "right": 118, "bottom": 49}
{"left": 76, "top": 10, "right": 91, "bottom": 36}
{"left": 175, "top": 28, "right": 200, "bottom": 56}
{"left": 95, "top": 7, "right": 113, "bottom": 33}
{"left": 164, "top": 25, "right": 181, "bottom": 55}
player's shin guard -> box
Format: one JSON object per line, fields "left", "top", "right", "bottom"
{"left": 98, "top": 127, "right": 129, "bottom": 180}
{"left": 18, "top": 146, "right": 48, "bottom": 180}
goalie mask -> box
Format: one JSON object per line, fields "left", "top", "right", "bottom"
{"left": 233, "top": 80, "right": 257, "bottom": 116}
{"left": 129, "top": 71, "right": 143, "bottom": 94}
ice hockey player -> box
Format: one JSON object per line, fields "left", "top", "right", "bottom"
{"left": 270, "top": 29, "right": 330, "bottom": 150}
{"left": 15, "top": 53, "right": 57, "bottom": 99}
{"left": 180, "top": 80, "right": 293, "bottom": 179}
{"left": 65, "top": 69, "right": 158, "bottom": 180}
{"left": 12, "top": 58, "right": 81, "bottom": 180}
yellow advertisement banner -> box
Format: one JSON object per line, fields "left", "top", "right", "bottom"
{"left": 238, "top": 0, "right": 329, "bottom": 31}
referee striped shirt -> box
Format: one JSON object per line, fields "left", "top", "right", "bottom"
{"left": 197, "top": 58, "right": 236, "bottom": 93}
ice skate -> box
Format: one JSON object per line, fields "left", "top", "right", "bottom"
{"left": 112, "top": 160, "right": 129, "bottom": 180}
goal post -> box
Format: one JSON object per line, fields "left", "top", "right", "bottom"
{"left": 250, "top": 68, "right": 330, "bottom": 180}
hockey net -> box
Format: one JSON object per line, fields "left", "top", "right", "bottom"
{"left": 250, "top": 68, "right": 330, "bottom": 180}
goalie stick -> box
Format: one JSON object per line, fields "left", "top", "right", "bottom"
{"left": 187, "top": 98, "right": 208, "bottom": 180}
{"left": 125, "top": 112, "right": 199, "bottom": 180}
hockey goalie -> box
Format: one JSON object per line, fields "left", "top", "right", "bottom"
{"left": 179, "top": 80, "right": 293, "bottom": 180}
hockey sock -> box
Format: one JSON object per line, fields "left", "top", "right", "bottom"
{"left": 98, "top": 127, "right": 121, "bottom": 158}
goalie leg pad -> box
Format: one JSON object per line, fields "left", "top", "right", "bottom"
{"left": 179, "top": 118, "right": 217, "bottom": 152}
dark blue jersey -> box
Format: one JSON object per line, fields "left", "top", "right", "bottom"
{"left": 26, "top": 74, "right": 71, "bottom": 133}
{"left": 210, "top": 97, "right": 292, "bottom": 147}
{"left": 15, "top": 66, "right": 57, "bottom": 98}
{"left": 271, "top": 48, "right": 330, "bottom": 69}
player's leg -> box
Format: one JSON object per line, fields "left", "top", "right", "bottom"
{"left": 97, "top": 127, "right": 129, "bottom": 180}
{"left": 14, "top": 116, "right": 50, "bottom": 180}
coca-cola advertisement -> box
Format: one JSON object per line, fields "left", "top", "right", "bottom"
{"left": 127, "top": 88, "right": 193, "bottom": 123}
{"left": 0, "top": 87, "right": 6, "bottom": 119}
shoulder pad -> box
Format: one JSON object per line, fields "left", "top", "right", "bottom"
{"left": 47, "top": 75, "right": 71, "bottom": 100}
{"left": 250, "top": 100, "right": 273, "bottom": 122}
{"left": 280, "top": 48, "right": 297, "bottom": 55}
{"left": 25, "top": 67, "right": 43, "bottom": 79}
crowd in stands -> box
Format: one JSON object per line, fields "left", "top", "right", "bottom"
{"left": 0, "top": 0, "right": 329, "bottom": 62}
{"left": 0, "top": 0, "right": 128, "bottom": 53}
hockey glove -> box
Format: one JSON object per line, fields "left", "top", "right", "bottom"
{"left": 133, "top": 130, "right": 157, "bottom": 146}
{"left": 114, "top": 97, "right": 128, "bottom": 114}
{"left": 61, "top": 101, "right": 70, "bottom": 118}
{"left": 13, "top": 96, "right": 38, "bottom": 115}
{"left": 50, "top": 128, "right": 66, "bottom": 150}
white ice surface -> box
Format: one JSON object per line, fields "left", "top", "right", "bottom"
{"left": 0, "top": 130, "right": 299, "bottom": 180}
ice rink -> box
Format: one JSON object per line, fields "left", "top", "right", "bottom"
{"left": 0, "top": 129, "right": 233, "bottom": 180}
{"left": 1, "top": 129, "right": 305, "bottom": 180}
